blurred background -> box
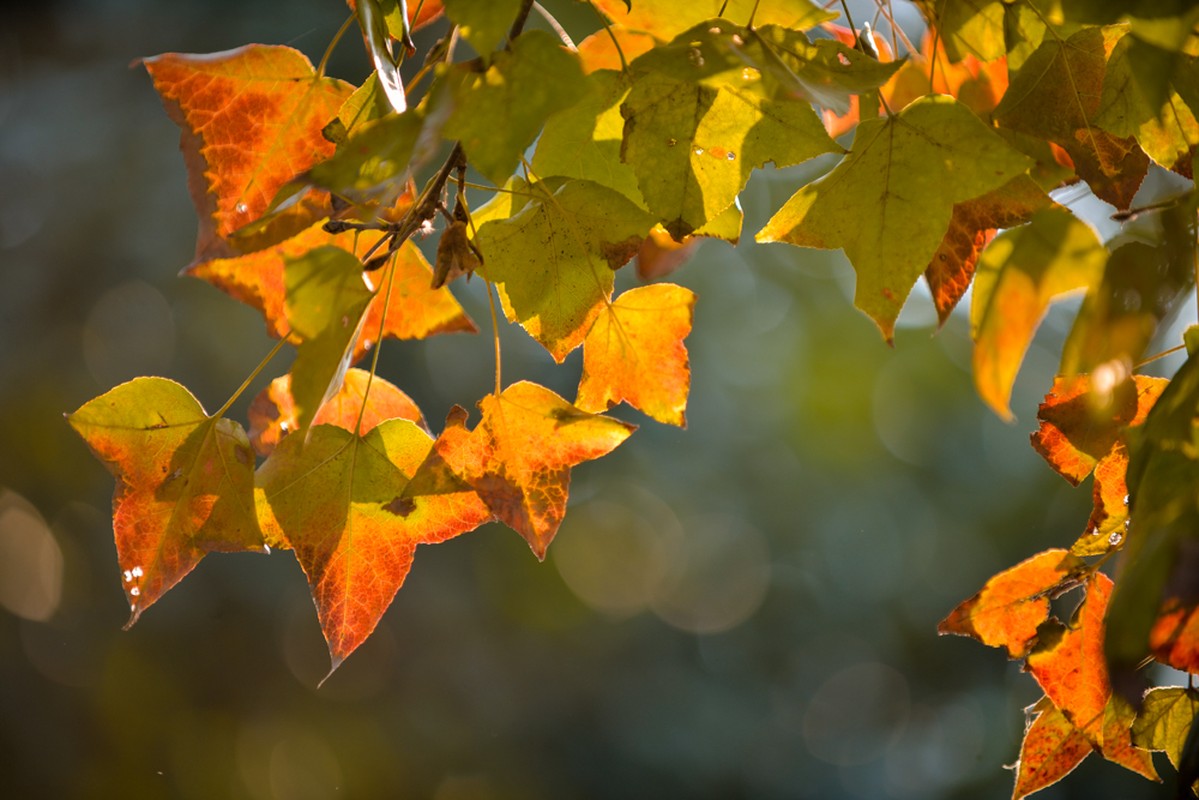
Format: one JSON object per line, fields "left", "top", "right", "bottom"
{"left": 0, "top": 1, "right": 1188, "bottom": 797}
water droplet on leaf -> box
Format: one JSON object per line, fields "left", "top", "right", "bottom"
{"left": 235, "top": 203, "right": 248, "bottom": 215}
{"left": 726, "top": 151, "right": 736, "bottom": 161}
{"left": 1108, "top": 531, "right": 1123, "bottom": 546}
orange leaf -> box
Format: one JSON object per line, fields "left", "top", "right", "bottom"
{"left": 356, "top": 240, "right": 478, "bottom": 354}
{"left": 67, "top": 378, "right": 266, "bottom": 626}
{"left": 939, "top": 549, "right": 1083, "bottom": 658}
{"left": 637, "top": 224, "right": 698, "bottom": 282}
{"left": 575, "top": 26, "right": 658, "bottom": 74}
{"left": 1150, "top": 600, "right": 1199, "bottom": 673}
{"left": 143, "top": 46, "right": 354, "bottom": 264}
{"left": 576, "top": 284, "right": 695, "bottom": 426}
{"left": 248, "top": 368, "right": 427, "bottom": 456}
{"left": 344, "top": 0, "right": 445, "bottom": 32}
{"left": 925, "top": 177, "right": 1051, "bottom": 324}
{"left": 256, "top": 419, "right": 490, "bottom": 675}
{"left": 1012, "top": 697, "right": 1093, "bottom": 800}
{"left": 1026, "top": 573, "right": 1113, "bottom": 742}
{"left": 189, "top": 227, "right": 474, "bottom": 344}
{"left": 1032, "top": 374, "right": 1169, "bottom": 485}
{"left": 420, "top": 382, "right": 636, "bottom": 558}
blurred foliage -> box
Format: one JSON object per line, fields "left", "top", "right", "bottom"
{"left": 0, "top": 1, "right": 1179, "bottom": 798}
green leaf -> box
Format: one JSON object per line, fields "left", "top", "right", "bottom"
{"left": 732, "top": 25, "right": 904, "bottom": 115}
{"left": 443, "top": 29, "right": 588, "bottom": 184}
{"left": 284, "top": 246, "right": 375, "bottom": 434}
{"left": 304, "top": 109, "right": 425, "bottom": 203}
{"left": 67, "top": 378, "right": 265, "bottom": 626}
{"left": 1132, "top": 686, "right": 1199, "bottom": 771}
{"left": 1060, "top": 193, "right": 1197, "bottom": 375}
{"left": 621, "top": 20, "right": 839, "bottom": 239}
{"left": 1096, "top": 34, "right": 1199, "bottom": 169}
{"left": 913, "top": 0, "right": 1007, "bottom": 62}
{"left": 758, "top": 94, "right": 1033, "bottom": 341}
{"left": 532, "top": 69, "right": 646, "bottom": 207}
{"left": 1106, "top": 350, "right": 1199, "bottom": 692}
{"left": 323, "top": 73, "right": 392, "bottom": 144}
{"left": 474, "top": 179, "right": 657, "bottom": 361}
{"left": 443, "top": 0, "right": 523, "bottom": 57}
{"left": 970, "top": 207, "right": 1106, "bottom": 420}
{"left": 357, "top": 0, "right": 407, "bottom": 113}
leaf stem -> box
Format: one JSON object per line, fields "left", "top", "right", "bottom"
{"left": 318, "top": 13, "right": 356, "bottom": 78}
{"left": 586, "top": 1, "right": 629, "bottom": 73}
{"left": 212, "top": 335, "right": 291, "bottom": 420}
{"left": 355, "top": 253, "right": 399, "bottom": 435}
{"left": 485, "top": 279, "right": 503, "bottom": 397}
{"left": 1136, "top": 344, "right": 1186, "bottom": 370}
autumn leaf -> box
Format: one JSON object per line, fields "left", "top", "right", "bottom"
{"left": 622, "top": 20, "right": 841, "bottom": 239}
{"left": 412, "top": 382, "right": 636, "bottom": 558}
{"left": 284, "top": 246, "right": 377, "bottom": 435}
{"left": 970, "top": 207, "right": 1106, "bottom": 420}
{"left": 925, "top": 175, "right": 1052, "bottom": 325}
{"left": 247, "top": 368, "right": 426, "bottom": 457}
{"left": 143, "top": 46, "right": 354, "bottom": 263}
{"left": 1012, "top": 697, "right": 1094, "bottom": 800}
{"left": 994, "top": 25, "right": 1150, "bottom": 209}
{"left": 1031, "top": 373, "right": 1167, "bottom": 555}
{"left": 591, "top": 0, "right": 834, "bottom": 41}
{"left": 256, "top": 419, "right": 491, "bottom": 675}
{"left": 67, "top": 378, "right": 266, "bottom": 626}
{"left": 939, "top": 548, "right": 1084, "bottom": 659}
{"left": 636, "top": 224, "right": 698, "bottom": 281}
{"left": 759, "top": 94, "right": 1032, "bottom": 341}
{"left": 912, "top": 0, "right": 1007, "bottom": 63}
{"left": 1032, "top": 374, "right": 1168, "bottom": 486}
{"left": 442, "top": 30, "right": 588, "bottom": 184}
{"left": 1106, "top": 351, "right": 1199, "bottom": 694}
{"left": 883, "top": 32, "right": 1008, "bottom": 120}
{"left": 474, "top": 179, "right": 656, "bottom": 361}
{"left": 1027, "top": 581, "right": 1111, "bottom": 741}
{"left": 190, "top": 225, "right": 473, "bottom": 344}
{"left": 576, "top": 283, "right": 696, "bottom": 426}
{"left": 575, "top": 26, "right": 659, "bottom": 74}
{"left": 1021, "top": 571, "right": 1160, "bottom": 780}
{"left": 344, "top": 0, "right": 444, "bottom": 36}
{"left": 355, "top": 239, "right": 478, "bottom": 353}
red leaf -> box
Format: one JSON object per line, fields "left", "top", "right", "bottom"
{"left": 1026, "top": 574, "right": 1113, "bottom": 741}
{"left": 67, "top": 378, "right": 266, "bottom": 626}
{"left": 143, "top": 46, "right": 354, "bottom": 263}
{"left": 925, "top": 177, "right": 1051, "bottom": 324}
{"left": 1012, "top": 697, "right": 1093, "bottom": 800}
{"left": 939, "top": 549, "right": 1084, "bottom": 658}
{"left": 256, "top": 419, "right": 490, "bottom": 675}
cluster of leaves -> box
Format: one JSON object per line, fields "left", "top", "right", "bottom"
{"left": 66, "top": 0, "right": 1199, "bottom": 793}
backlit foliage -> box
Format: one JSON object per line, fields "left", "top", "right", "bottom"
{"left": 68, "top": 1, "right": 1199, "bottom": 792}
